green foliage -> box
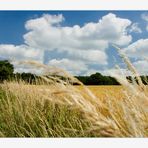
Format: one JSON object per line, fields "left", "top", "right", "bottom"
{"left": 0, "top": 60, "right": 14, "bottom": 82}
{"left": 76, "top": 72, "right": 120, "bottom": 85}
{"left": 14, "top": 72, "right": 39, "bottom": 84}
{"left": 127, "top": 76, "right": 148, "bottom": 85}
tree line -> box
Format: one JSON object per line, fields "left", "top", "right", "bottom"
{"left": 0, "top": 60, "right": 147, "bottom": 85}
{"left": 75, "top": 73, "right": 120, "bottom": 85}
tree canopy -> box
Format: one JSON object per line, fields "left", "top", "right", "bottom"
{"left": 76, "top": 72, "right": 120, "bottom": 85}
{"left": 0, "top": 60, "right": 14, "bottom": 82}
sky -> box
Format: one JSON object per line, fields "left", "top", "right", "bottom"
{"left": 0, "top": 11, "right": 148, "bottom": 76}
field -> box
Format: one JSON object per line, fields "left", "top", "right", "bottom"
{"left": 78, "top": 85, "right": 125, "bottom": 100}
{"left": 0, "top": 79, "right": 148, "bottom": 137}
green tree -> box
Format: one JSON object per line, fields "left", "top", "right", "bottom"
{"left": 88, "top": 73, "right": 103, "bottom": 85}
{"left": 76, "top": 73, "right": 120, "bottom": 85}
{"left": 0, "top": 60, "right": 14, "bottom": 82}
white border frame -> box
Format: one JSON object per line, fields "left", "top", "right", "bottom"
{"left": 0, "top": 0, "right": 148, "bottom": 10}
{"left": 0, "top": 138, "right": 148, "bottom": 148}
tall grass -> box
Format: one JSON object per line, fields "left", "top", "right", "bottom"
{"left": 0, "top": 46, "right": 148, "bottom": 137}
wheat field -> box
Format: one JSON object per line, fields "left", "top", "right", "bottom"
{"left": 0, "top": 46, "right": 148, "bottom": 137}
{"left": 78, "top": 85, "right": 125, "bottom": 100}
{"left": 0, "top": 78, "right": 147, "bottom": 137}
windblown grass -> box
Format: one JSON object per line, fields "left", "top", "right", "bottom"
{"left": 0, "top": 46, "right": 148, "bottom": 137}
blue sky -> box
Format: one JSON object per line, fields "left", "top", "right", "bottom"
{"left": 0, "top": 11, "right": 148, "bottom": 75}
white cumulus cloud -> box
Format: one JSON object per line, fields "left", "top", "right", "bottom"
{"left": 124, "top": 39, "right": 148, "bottom": 60}
{"left": 48, "top": 58, "right": 88, "bottom": 75}
{"left": 0, "top": 13, "right": 134, "bottom": 75}
{"left": 0, "top": 44, "right": 43, "bottom": 62}
{"left": 24, "top": 13, "right": 132, "bottom": 52}
{"left": 133, "top": 60, "right": 148, "bottom": 75}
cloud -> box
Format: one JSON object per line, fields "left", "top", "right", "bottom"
{"left": 24, "top": 13, "right": 132, "bottom": 52}
{"left": 141, "top": 13, "right": 148, "bottom": 31}
{"left": 102, "top": 67, "right": 131, "bottom": 76}
{"left": 133, "top": 60, "right": 148, "bottom": 75}
{"left": 124, "top": 39, "right": 148, "bottom": 60}
{"left": 141, "top": 13, "right": 148, "bottom": 22}
{"left": 0, "top": 13, "right": 133, "bottom": 75}
{"left": 22, "top": 13, "right": 132, "bottom": 74}
{"left": 115, "top": 38, "right": 148, "bottom": 75}
{"left": 102, "top": 39, "right": 148, "bottom": 76}
{"left": 66, "top": 49, "right": 108, "bottom": 65}
{"left": 48, "top": 58, "right": 88, "bottom": 75}
{"left": 129, "top": 23, "right": 142, "bottom": 33}
{"left": 13, "top": 65, "right": 45, "bottom": 74}
{"left": 0, "top": 44, "right": 43, "bottom": 62}
{"left": 104, "top": 59, "right": 148, "bottom": 76}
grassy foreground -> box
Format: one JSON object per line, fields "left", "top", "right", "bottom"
{"left": 0, "top": 78, "right": 148, "bottom": 137}
{"left": 0, "top": 83, "right": 92, "bottom": 137}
